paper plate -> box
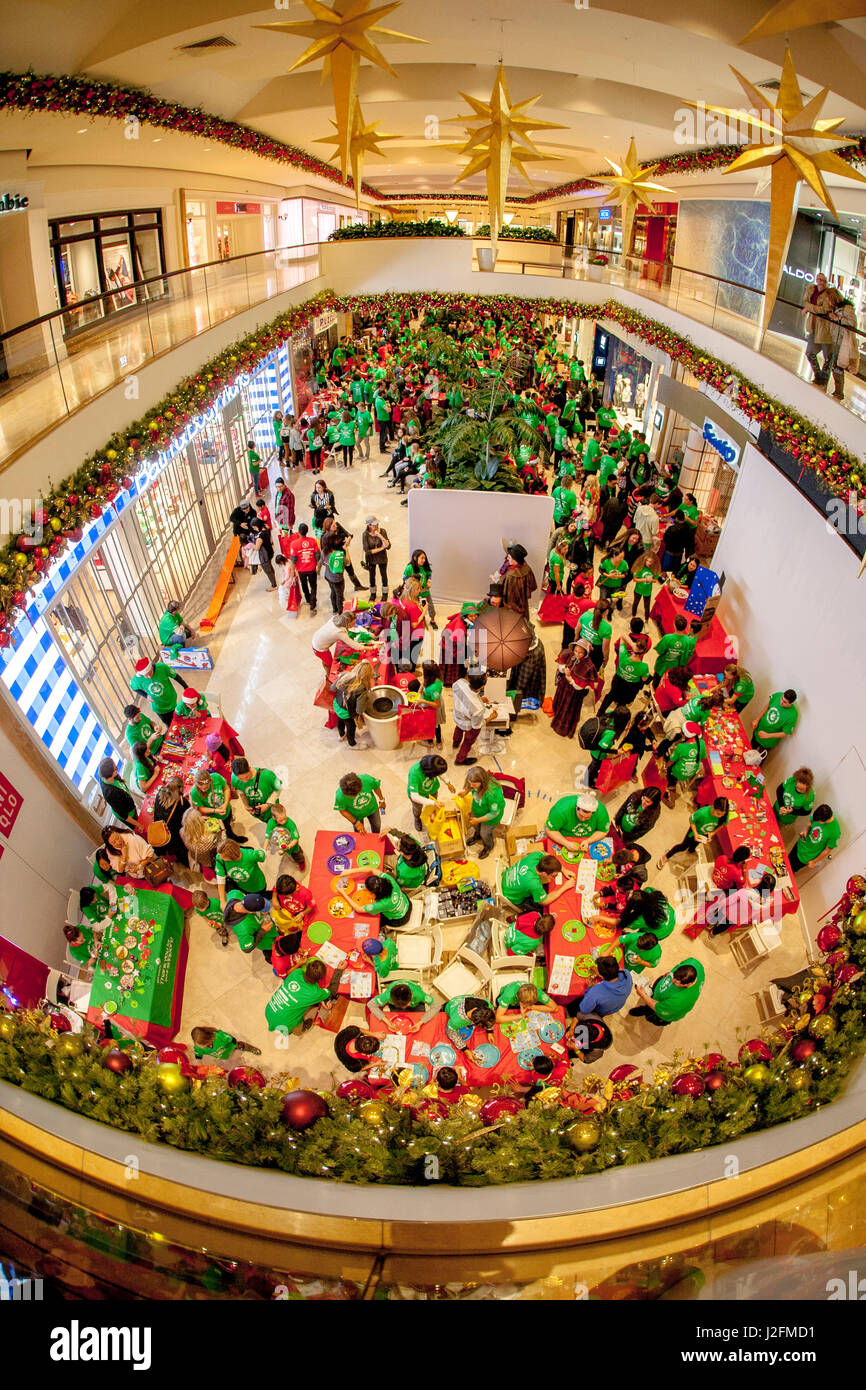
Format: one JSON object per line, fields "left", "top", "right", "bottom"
{"left": 103, "top": 1001, "right": 117, "bottom": 1015}
{"left": 356, "top": 850, "right": 381, "bottom": 869}
{"left": 561, "top": 918, "right": 586, "bottom": 943}
{"left": 430, "top": 1043, "right": 458, "bottom": 1068}
{"left": 328, "top": 898, "right": 352, "bottom": 918}
{"left": 589, "top": 838, "right": 613, "bottom": 862}
{"left": 472, "top": 1043, "right": 501, "bottom": 1069}
{"left": 537, "top": 1018, "right": 565, "bottom": 1043}
{"left": 333, "top": 834, "right": 355, "bottom": 853}
{"left": 387, "top": 1014, "right": 416, "bottom": 1035}
{"left": 557, "top": 845, "right": 582, "bottom": 866}
{"left": 573, "top": 953, "right": 596, "bottom": 978}
{"left": 307, "top": 920, "right": 332, "bottom": 944}
{"left": 517, "top": 1048, "right": 542, "bottom": 1070}
{"left": 327, "top": 854, "right": 351, "bottom": 874}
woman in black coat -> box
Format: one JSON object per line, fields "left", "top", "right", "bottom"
{"left": 614, "top": 786, "right": 662, "bottom": 845}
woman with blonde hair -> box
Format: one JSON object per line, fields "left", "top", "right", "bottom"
{"left": 333, "top": 659, "right": 375, "bottom": 748}
{"left": 180, "top": 805, "right": 223, "bottom": 873}
{"left": 153, "top": 775, "right": 191, "bottom": 867}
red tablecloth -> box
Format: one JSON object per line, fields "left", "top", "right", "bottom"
{"left": 650, "top": 585, "right": 729, "bottom": 675}
{"left": 691, "top": 676, "right": 799, "bottom": 917}
{"left": 138, "top": 712, "right": 243, "bottom": 828}
{"left": 365, "top": 1004, "right": 568, "bottom": 1087}
{"left": 535, "top": 838, "right": 621, "bottom": 1002}
{"left": 304, "top": 829, "right": 384, "bottom": 998}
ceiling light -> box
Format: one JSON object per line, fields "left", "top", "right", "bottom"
{"left": 76, "top": 128, "right": 88, "bottom": 134}
{"left": 152, "top": 138, "right": 161, "bottom": 143}
{"left": 503, "top": 212, "right": 515, "bottom": 225}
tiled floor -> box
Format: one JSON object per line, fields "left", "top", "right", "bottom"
{"left": 173, "top": 432, "right": 809, "bottom": 1090}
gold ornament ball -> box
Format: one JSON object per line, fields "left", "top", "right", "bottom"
{"left": 0, "top": 1014, "right": 16, "bottom": 1040}
{"left": 566, "top": 1119, "right": 601, "bottom": 1153}
{"left": 55, "top": 1033, "right": 84, "bottom": 1057}
{"left": 848, "top": 909, "right": 866, "bottom": 936}
{"left": 157, "top": 1062, "right": 189, "bottom": 1094}
{"left": 743, "top": 1063, "right": 771, "bottom": 1088}
{"left": 811, "top": 1014, "right": 837, "bottom": 1039}
{"left": 789, "top": 1071, "right": 809, "bottom": 1091}
{"left": 359, "top": 1100, "right": 386, "bottom": 1126}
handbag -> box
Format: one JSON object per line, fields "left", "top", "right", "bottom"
{"left": 146, "top": 821, "right": 171, "bottom": 849}
{"left": 142, "top": 855, "right": 171, "bottom": 886}
{"left": 397, "top": 704, "right": 437, "bottom": 743}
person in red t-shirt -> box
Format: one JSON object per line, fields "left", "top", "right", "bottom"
{"left": 271, "top": 873, "right": 315, "bottom": 931}
{"left": 712, "top": 845, "right": 751, "bottom": 892}
{"left": 431, "top": 1066, "right": 469, "bottom": 1106}
{"left": 288, "top": 522, "right": 320, "bottom": 613}
{"left": 561, "top": 582, "right": 594, "bottom": 648}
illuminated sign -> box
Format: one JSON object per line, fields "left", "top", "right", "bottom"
{"left": 702, "top": 417, "right": 740, "bottom": 467}
{"left": 0, "top": 193, "right": 29, "bottom": 214}
{"left": 598, "top": 208, "right": 613, "bottom": 221}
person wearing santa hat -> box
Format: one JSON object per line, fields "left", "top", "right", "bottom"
{"left": 129, "top": 656, "right": 187, "bottom": 728}
{"left": 179, "top": 687, "right": 209, "bottom": 717}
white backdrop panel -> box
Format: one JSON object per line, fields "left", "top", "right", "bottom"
{"left": 407, "top": 490, "right": 555, "bottom": 606}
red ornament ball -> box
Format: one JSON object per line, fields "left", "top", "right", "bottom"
{"left": 836, "top": 963, "right": 860, "bottom": 984}
{"left": 846, "top": 875, "right": 866, "bottom": 898}
{"left": 739, "top": 1039, "right": 773, "bottom": 1063}
{"left": 336, "top": 1079, "right": 373, "bottom": 1103}
{"left": 103, "top": 1047, "right": 133, "bottom": 1074}
{"left": 703, "top": 1052, "right": 725, "bottom": 1071}
{"left": 705, "top": 1069, "right": 727, "bottom": 1092}
{"left": 817, "top": 924, "right": 842, "bottom": 953}
{"left": 281, "top": 1089, "right": 328, "bottom": 1130}
{"left": 791, "top": 1038, "right": 817, "bottom": 1063}
{"left": 480, "top": 1097, "right": 523, "bottom": 1125}
{"left": 672, "top": 1072, "right": 705, "bottom": 1097}
{"left": 413, "top": 1099, "right": 450, "bottom": 1122}
{"left": 227, "top": 1066, "right": 266, "bottom": 1089}
{"left": 608, "top": 1063, "right": 641, "bottom": 1083}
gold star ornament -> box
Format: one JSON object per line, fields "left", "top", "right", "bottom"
{"left": 692, "top": 47, "right": 866, "bottom": 332}
{"left": 740, "top": 0, "right": 866, "bottom": 45}
{"left": 316, "top": 107, "right": 400, "bottom": 207}
{"left": 448, "top": 64, "right": 564, "bottom": 258}
{"left": 593, "top": 139, "right": 673, "bottom": 256}
{"left": 259, "top": 0, "right": 426, "bottom": 183}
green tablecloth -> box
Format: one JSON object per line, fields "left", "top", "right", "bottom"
{"left": 87, "top": 887, "right": 184, "bottom": 1033}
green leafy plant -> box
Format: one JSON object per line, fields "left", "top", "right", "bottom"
{"left": 429, "top": 376, "right": 547, "bottom": 491}
{"left": 475, "top": 224, "right": 558, "bottom": 243}
{"left": 329, "top": 220, "right": 466, "bottom": 240}
{"left": 589, "top": 253, "right": 609, "bottom": 266}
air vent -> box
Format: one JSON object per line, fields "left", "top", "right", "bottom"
{"left": 177, "top": 36, "right": 237, "bottom": 53}
{"left": 757, "top": 77, "right": 813, "bottom": 99}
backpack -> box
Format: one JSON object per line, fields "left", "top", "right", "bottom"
{"left": 327, "top": 549, "right": 345, "bottom": 575}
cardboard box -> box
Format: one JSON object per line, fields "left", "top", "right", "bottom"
{"left": 505, "top": 823, "right": 540, "bottom": 862}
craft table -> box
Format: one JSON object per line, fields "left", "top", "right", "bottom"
{"left": 86, "top": 886, "right": 187, "bottom": 1046}
{"left": 692, "top": 675, "right": 799, "bottom": 916}
{"left": 305, "top": 829, "right": 384, "bottom": 999}
{"left": 650, "top": 584, "right": 730, "bottom": 675}
{"left": 538, "top": 837, "right": 622, "bottom": 1002}
{"left": 138, "top": 711, "right": 243, "bottom": 828}
{"left": 365, "top": 1005, "right": 568, "bottom": 1087}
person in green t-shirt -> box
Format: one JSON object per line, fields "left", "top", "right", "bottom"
{"left": 361, "top": 935, "right": 398, "bottom": 978}
{"left": 129, "top": 740, "right": 159, "bottom": 792}
{"left": 665, "top": 726, "right": 708, "bottom": 788}
{"left": 583, "top": 434, "right": 601, "bottom": 472}
{"left": 265, "top": 959, "right": 334, "bottom": 1034}
{"left": 773, "top": 768, "right": 815, "bottom": 827}
{"left": 619, "top": 930, "right": 662, "bottom": 975}
{"left": 335, "top": 772, "right": 386, "bottom": 833}
{"left": 790, "top": 804, "right": 841, "bottom": 873}
{"left": 577, "top": 600, "right": 613, "bottom": 668}
{"left": 191, "top": 1025, "right": 261, "bottom": 1060}
{"left": 546, "top": 792, "right": 610, "bottom": 848}
{"left": 721, "top": 662, "right": 755, "bottom": 713}
{"left": 630, "top": 958, "right": 705, "bottom": 1025}
{"left": 631, "top": 561, "right": 656, "bottom": 621}
{"left": 599, "top": 627, "right": 651, "bottom": 713}
{"left": 407, "top": 754, "right": 453, "bottom": 832}
{"left": 356, "top": 405, "right": 373, "bottom": 459}
{"left": 246, "top": 440, "right": 262, "bottom": 492}
{"left": 658, "top": 796, "right": 729, "bottom": 869}
{"left": 617, "top": 887, "right": 676, "bottom": 941}
{"left": 191, "top": 888, "right": 230, "bottom": 945}
{"left": 548, "top": 539, "right": 568, "bottom": 594}
{"left": 223, "top": 891, "right": 278, "bottom": 955}
{"left": 130, "top": 656, "right": 186, "bottom": 726}
{"left": 652, "top": 615, "right": 697, "bottom": 685}
{"left": 751, "top": 689, "right": 798, "bottom": 754}
{"left": 597, "top": 548, "right": 629, "bottom": 603}
{"left": 369, "top": 980, "right": 437, "bottom": 1034}
{"left": 494, "top": 980, "right": 556, "bottom": 1023}
{"left": 338, "top": 871, "right": 412, "bottom": 927}
{"left": 231, "top": 757, "right": 281, "bottom": 821}
{"left": 390, "top": 833, "right": 428, "bottom": 891}
{"left": 123, "top": 703, "right": 163, "bottom": 758}
{"left": 465, "top": 766, "right": 506, "bottom": 857}
{"left": 596, "top": 404, "right": 618, "bottom": 436}
{"left": 158, "top": 600, "right": 192, "bottom": 650}
{"left": 500, "top": 851, "right": 574, "bottom": 909}
{"left": 214, "top": 842, "right": 267, "bottom": 910}
{"left": 191, "top": 769, "right": 241, "bottom": 839}
{"left": 63, "top": 921, "right": 97, "bottom": 966}
{"left": 504, "top": 911, "right": 556, "bottom": 958}
{"left": 552, "top": 477, "right": 577, "bottom": 526}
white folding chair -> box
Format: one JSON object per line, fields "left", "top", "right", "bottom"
{"left": 66, "top": 888, "right": 82, "bottom": 925}
{"left": 490, "top": 917, "right": 516, "bottom": 960}
{"left": 431, "top": 943, "right": 492, "bottom": 1001}
{"left": 489, "top": 955, "right": 535, "bottom": 1003}
{"left": 394, "top": 923, "right": 443, "bottom": 978}
{"left": 729, "top": 926, "right": 771, "bottom": 973}
{"left": 198, "top": 689, "right": 224, "bottom": 717}
{"left": 389, "top": 897, "right": 427, "bottom": 934}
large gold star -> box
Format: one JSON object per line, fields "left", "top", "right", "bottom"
{"left": 259, "top": 0, "right": 426, "bottom": 181}
{"left": 591, "top": 139, "right": 673, "bottom": 256}
{"left": 447, "top": 65, "right": 564, "bottom": 258}
{"left": 316, "top": 107, "right": 400, "bottom": 207}
{"left": 692, "top": 47, "right": 866, "bottom": 332}
{"left": 740, "top": 0, "right": 866, "bottom": 45}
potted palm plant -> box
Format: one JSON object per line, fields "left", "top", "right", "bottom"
{"left": 428, "top": 375, "right": 549, "bottom": 492}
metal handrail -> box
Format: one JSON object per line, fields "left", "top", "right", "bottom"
{"left": 0, "top": 240, "right": 322, "bottom": 344}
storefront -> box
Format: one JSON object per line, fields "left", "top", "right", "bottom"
{"left": 312, "top": 308, "right": 339, "bottom": 368}
{"left": 770, "top": 208, "right": 866, "bottom": 349}
{"left": 654, "top": 373, "right": 759, "bottom": 522}
{"left": 49, "top": 209, "right": 167, "bottom": 335}
{"left": 183, "top": 194, "right": 278, "bottom": 266}
{"left": 277, "top": 197, "right": 367, "bottom": 249}
{"left": 0, "top": 344, "right": 293, "bottom": 791}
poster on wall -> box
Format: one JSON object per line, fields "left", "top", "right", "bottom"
{"left": 101, "top": 242, "right": 136, "bottom": 309}
{"left": 604, "top": 337, "right": 652, "bottom": 417}
{"left": 0, "top": 771, "right": 23, "bottom": 840}
{"left": 290, "top": 332, "right": 313, "bottom": 417}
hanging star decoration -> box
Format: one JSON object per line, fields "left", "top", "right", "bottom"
{"left": 740, "top": 1, "right": 866, "bottom": 45}
{"left": 688, "top": 47, "right": 866, "bottom": 332}
{"left": 447, "top": 64, "right": 564, "bottom": 258}
{"left": 316, "top": 106, "right": 400, "bottom": 208}
{"left": 591, "top": 139, "right": 673, "bottom": 257}
{"left": 259, "top": 0, "right": 426, "bottom": 186}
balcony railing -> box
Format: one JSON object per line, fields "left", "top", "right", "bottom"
{"left": 0, "top": 242, "right": 322, "bottom": 467}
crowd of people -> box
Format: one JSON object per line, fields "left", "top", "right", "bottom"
{"left": 68, "top": 300, "right": 841, "bottom": 1095}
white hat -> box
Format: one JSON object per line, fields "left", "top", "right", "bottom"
{"left": 577, "top": 792, "right": 598, "bottom": 813}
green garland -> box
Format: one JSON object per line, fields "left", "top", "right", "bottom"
{"left": 2, "top": 288, "right": 863, "bottom": 638}
{"left": 1, "top": 894, "right": 864, "bottom": 1187}
{"left": 474, "top": 226, "right": 558, "bottom": 242}
{"left": 329, "top": 220, "right": 466, "bottom": 240}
